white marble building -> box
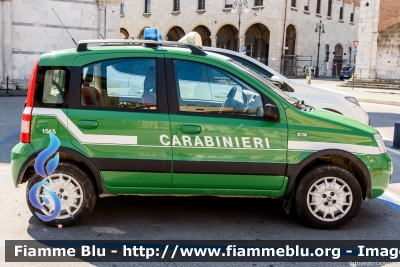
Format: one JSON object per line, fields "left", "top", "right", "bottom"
{"left": 0, "top": 0, "right": 121, "bottom": 89}
{"left": 356, "top": 0, "right": 400, "bottom": 80}
{"left": 120, "top": 0, "right": 360, "bottom": 77}
{"left": 1, "top": 0, "right": 362, "bottom": 89}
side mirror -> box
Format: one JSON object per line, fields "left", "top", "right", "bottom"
{"left": 270, "top": 75, "right": 284, "bottom": 89}
{"left": 264, "top": 103, "right": 280, "bottom": 122}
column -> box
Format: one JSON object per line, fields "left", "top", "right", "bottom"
{"left": 210, "top": 35, "right": 217, "bottom": 47}
{"left": 256, "top": 38, "right": 262, "bottom": 59}
{"left": 239, "top": 35, "right": 245, "bottom": 52}
{"left": 98, "top": 1, "right": 106, "bottom": 39}
{"left": 105, "top": 1, "right": 120, "bottom": 39}
{"left": 357, "top": 0, "right": 380, "bottom": 79}
{"left": 268, "top": 28, "right": 284, "bottom": 72}
{"left": 2, "top": 0, "right": 12, "bottom": 84}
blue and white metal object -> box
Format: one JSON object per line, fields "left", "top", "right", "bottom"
{"left": 143, "top": 28, "right": 159, "bottom": 41}
{"left": 241, "top": 46, "right": 246, "bottom": 54}
{"left": 354, "top": 48, "right": 358, "bottom": 55}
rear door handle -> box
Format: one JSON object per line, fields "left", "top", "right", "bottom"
{"left": 77, "top": 120, "right": 98, "bottom": 129}
{"left": 180, "top": 125, "right": 202, "bottom": 134}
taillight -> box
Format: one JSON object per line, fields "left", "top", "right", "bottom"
{"left": 21, "top": 107, "right": 32, "bottom": 143}
{"left": 21, "top": 60, "right": 39, "bottom": 143}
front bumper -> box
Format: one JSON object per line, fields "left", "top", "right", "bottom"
{"left": 11, "top": 142, "right": 35, "bottom": 187}
{"left": 364, "top": 152, "right": 392, "bottom": 199}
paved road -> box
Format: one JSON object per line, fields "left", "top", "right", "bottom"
{"left": 0, "top": 97, "right": 399, "bottom": 267}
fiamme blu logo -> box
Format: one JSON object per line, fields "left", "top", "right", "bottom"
{"left": 28, "top": 132, "right": 61, "bottom": 221}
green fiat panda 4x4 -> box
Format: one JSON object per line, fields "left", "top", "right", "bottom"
{"left": 11, "top": 31, "right": 392, "bottom": 229}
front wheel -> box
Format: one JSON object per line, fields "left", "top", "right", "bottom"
{"left": 295, "top": 164, "right": 362, "bottom": 229}
{"left": 26, "top": 161, "right": 97, "bottom": 227}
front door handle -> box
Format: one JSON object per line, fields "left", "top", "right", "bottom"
{"left": 180, "top": 125, "right": 202, "bottom": 134}
{"left": 77, "top": 120, "right": 98, "bottom": 129}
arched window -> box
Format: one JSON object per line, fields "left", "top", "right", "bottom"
{"left": 120, "top": 28, "right": 129, "bottom": 39}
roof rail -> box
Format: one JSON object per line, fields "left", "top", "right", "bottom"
{"left": 76, "top": 39, "right": 207, "bottom": 56}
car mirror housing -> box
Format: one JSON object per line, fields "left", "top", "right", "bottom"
{"left": 270, "top": 75, "right": 284, "bottom": 89}
{"left": 264, "top": 103, "right": 280, "bottom": 122}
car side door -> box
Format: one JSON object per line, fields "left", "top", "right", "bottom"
{"left": 165, "top": 58, "right": 288, "bottom": 193}
{"left": 67, "top": 54, "right": 172, "bottom": 190}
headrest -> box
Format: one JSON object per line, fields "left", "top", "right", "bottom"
{"left": 144, "top": 66, "right": 155, "bottom": 91}
{"left": 84, "top": 73, "right": 93, "bottom": 86}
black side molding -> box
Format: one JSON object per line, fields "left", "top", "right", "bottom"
{"left": 174, "top": 161, "right": 286, "bottom": 176}
{"left": 93, "top": 158, "right": 172, "bottom": 173}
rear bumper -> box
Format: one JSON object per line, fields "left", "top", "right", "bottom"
{"left": 11, "top": 142, "right": 35, "bottom": 187}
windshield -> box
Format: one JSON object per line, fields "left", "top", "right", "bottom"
{"left": 210, "top": 49, "right": 288, "bottom": 82}
{"left": 227, "top": 59, "right": 296, "bottom": 105}
{"left": 342, "top": 67, "right": 353, "bottom": 71}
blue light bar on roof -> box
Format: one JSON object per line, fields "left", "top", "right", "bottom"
{"left": 143, "top": 28, "right": 158, "bottom": 41}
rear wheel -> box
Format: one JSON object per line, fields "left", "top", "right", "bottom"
{"left": 26, "top": 161, "right": 97, "bottom": 227}
{"left": 295, "top": 164, "right": 362, "bottom": 229}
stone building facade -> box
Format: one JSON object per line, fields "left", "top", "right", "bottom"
{"left": 120, "top": 0, "right": 360, "bottom": 76}
{"left": 0, "top": 0, "right": 121, "bottom": 89}
{"left": 357, "top": 0, "right": 400, "bottom": 80}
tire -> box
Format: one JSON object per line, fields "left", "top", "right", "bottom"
{"left": 26, "top": 161, "right": 97, "bottom": 227}
{"left": 340, "top": 76, "right": 344, "bottom": 80}
{"left": 295, "top": 164, "right": 362, "bottom": 229}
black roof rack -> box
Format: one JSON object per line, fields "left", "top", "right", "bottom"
{"left": 76, "top": 39, "right": 207, "bottom": 56}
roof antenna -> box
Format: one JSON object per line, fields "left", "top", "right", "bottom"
{"left": 52, "top": 8, "right": 77, "bottom": 45}
{"left": 99, "top": 34, "right": 105, "bottom": 39}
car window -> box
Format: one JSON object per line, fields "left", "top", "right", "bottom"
{"left": 175, "top": 60, "right": 264, "bottom": 118}
{"left": 34, "top": 66, "right": 70, "bottom": 107}
{"left": 222, "top": 53, "right": 273, "bottom": 79}
{"left": 227, "top": 59, "right": 297, "bottom": 105}
{"left": 80, "top": 58, "right": 157, "bottom": 110}
{"left": 216, "top": 52, "right": 294, "bottom": 92}
{"left": 41, "top": 69, "right": 66, "bottom": 104}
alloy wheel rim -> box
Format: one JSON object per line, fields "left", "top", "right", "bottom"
{"left": 35, "top": 173, "right": 84, "bottom": 219}
{"left": 307, "top": 177, "right": 353, "bottom": 222}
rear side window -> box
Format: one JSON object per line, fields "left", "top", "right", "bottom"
{"left": 80, "top": 58, "right": 157, "bottom": 110}
{"left": 34, "top": 66, "right": 70, "bottom": 107}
